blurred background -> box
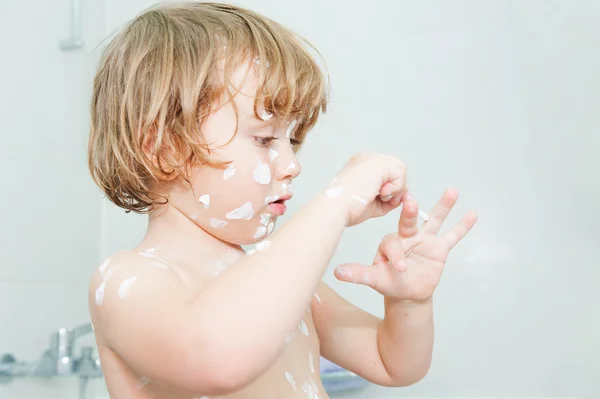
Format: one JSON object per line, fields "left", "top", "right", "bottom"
{"left": 0, "top": 0, "right": 598, "bottom": 398}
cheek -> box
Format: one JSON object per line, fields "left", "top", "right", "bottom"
{"left": 191, "top": 159, "right": 273, "bottom": 219}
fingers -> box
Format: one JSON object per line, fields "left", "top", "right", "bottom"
{"left": 379, "top": 181, "right": 408, "bottom": 202}
{"left": 334, "top": 263, "right": 380, "bottom": 289}
{"left": 397, "top": 198, "right": 419, "bottom": 238}
{"left": 422, "top": 188, "right": 459, "bottom": 235}
{"left": 443, "top": 211, "right": 478, "bottom": 249}
{"left": 379, "top": 191, "right": 404, "bottom": 215}
{"left": 379, "top": 155, "right": 407, "bottom": 200}
{"left": 378, "top": 234, "right": 408, "bottom": 272}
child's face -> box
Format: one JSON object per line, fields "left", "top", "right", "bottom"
{"left": 170, "top": 62, "right": 302, "bottom": 245}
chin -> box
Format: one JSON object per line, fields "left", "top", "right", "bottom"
{"left": 212, "top": 229, "right": 275, "bottom": 246}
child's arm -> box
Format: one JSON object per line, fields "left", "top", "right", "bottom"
{"left": 312, "top": 282, "right": 433, "bottom": 387}
{"left": 90, "top": 153, "right": 408, "bottom": 396}
{"left": 313, "top": 189, "right": 476, "bottom": 386}
{"left": 90, "top": 195, "right": 347, "bottom": 395}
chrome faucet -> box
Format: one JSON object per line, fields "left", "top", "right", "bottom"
{"left": 0, "top": 322, "right": 102, "bottom": 384}
{"left": 34, "top": 323, "right": 94, "bottom": 376}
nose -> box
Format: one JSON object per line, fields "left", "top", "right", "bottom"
{"left": 273, "top": 149, "right": 301, "bottom": 181}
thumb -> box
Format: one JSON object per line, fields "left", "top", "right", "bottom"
{"left": 334, "top": 263, "right": 378, "bottom": 289}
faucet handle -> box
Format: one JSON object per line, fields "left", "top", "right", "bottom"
{"left": 48, "top": 322, "right": 94, "bottom": 367}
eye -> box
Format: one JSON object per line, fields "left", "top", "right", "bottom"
{"left": 255, "top": 136, "right": 277, "bottom": 147}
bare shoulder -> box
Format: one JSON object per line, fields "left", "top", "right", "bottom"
{"left": 87, "top": 249, "right": 202, "bottom": 343}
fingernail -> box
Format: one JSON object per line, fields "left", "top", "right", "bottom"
{"left": 381, "top": 194, "right": 393, "bottom": 201}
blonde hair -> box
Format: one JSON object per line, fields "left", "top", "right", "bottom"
{"left": 88, "top": 1, "right": 329, "bottom": 213}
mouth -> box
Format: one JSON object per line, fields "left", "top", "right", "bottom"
{"left": 270, "top": 194, "right": 292, "bottom": 204}
{"left": 267, "top": 194, "right": 292, "bottom": 216}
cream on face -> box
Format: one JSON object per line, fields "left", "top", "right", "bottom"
{"left": 225, "top": 201, "right": 254, "bottom": 220}
{"left": 178, "top": 62, "right": 303, "bottom": 244}
{"left": 253, "top": 161, "right": 271, "bottom": 185}
{"left": 223, "top": 164, "right": 236, "bottom": 180}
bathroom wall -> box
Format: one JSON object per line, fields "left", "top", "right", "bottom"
{"left": 100, "top": 1, "right": 600, "bottom": 398}
{"left": 0, "top": 0, "right": 108, "bottom": 397}
{"left": 1, "top": 1, "right": 598, "bottom": 398}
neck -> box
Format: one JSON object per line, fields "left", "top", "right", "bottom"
{"left": 141, "top": 203, "right": 243, "bottom": 269}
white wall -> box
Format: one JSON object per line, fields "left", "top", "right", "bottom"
{"left": 0, "top": 0, "right": 108, "bottom": 398}
{"left": 2, "top": 0, "right": 598, "bottom": 398}
{"left": 101, "top": 1, "right": 600, "bottom": 398}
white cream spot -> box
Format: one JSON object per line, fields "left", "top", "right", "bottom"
{"left": 267, "top": 222, "right": 274, "bottom": 235}
{"left": 256, "top": 240, "right": 271, "bottom": 251}
{"left": 282, "top": 183, "right": 288, "bottom": 191}
{"left": 103, "top": 267, "right": 117, "bottom": 281}
{"left": 298, "top": 320, "right": 309, "bottom": 336}
{"left": 223, "top": 164, "right": 235, "bottom": 180}
{"left": 212, "top": 260, "right": 229, "bottom": 277}
{"left": 264, "top": 195, "right": 279, "bottom": 205}
{"left": 149, "top": 261, "right": 168, "bottom": 270}
{"left": 363, "top": 273, "right": 370, "bottom": 285}
{"left": 285, "top": 119, "right": 297, "bottom": 138}
{"left": 254, "top": 57, "right": 271, "bottom": 67}
{"left": 302, "top": 379, "right": 319, "bottom": 399}
{"left": 95, "top": 282, "right": 106, "bottom": 306}
{"left": 336, "top": 267, "right": 353, "bottom": 279}
{"left": 198, "top": 194, "right": 210, "bottom": 209}
{"left": 190, "top": 212, "right": 199, "bottom": 220}
{"left": 95, "top": 263, "right": 122, "bottom": 306}
{"left": 314, "top": 293, "right": 322, "bottom": 303}
{"left": 118, "top": 276, "right": 137, "bottom": 299}
{"left": 253, "top": 226, "right": 267, "bottom": 239}
{"left": 210, "top": 218, "right": 228, "bottom": 228}
{"left": 351, "top": 194, "right": 367, "bottom": 205}
{"left": 285, "top": 331, "right": 295, "bottom": 345}
{"left": 136, "top": 376, "right": 150, "bottom": 389}
{"left": 139, "top": 247, "right": 159, "bottom": 258}
{"left": 268, "top": 148, "right": 279, "bottom": 161}
{"left": 287, "top": 183, "right": 293, "bottom": 193}
{"left": 260, "top": 109, "right": 273, "bottom": 121}
{"left": 309, "top": 351, "right": 315, "bottom": 373}
{"left": 260, "top": 213, "right": 271, "bottom": 226}
{"left": 325, "top": 186, "right": 343, "bottom": 198}
{"left": 253, "top": 162, "right": 271, "bottom": 185}
{"left": 225, "top": 201, "right": 254, "bottom": 220}
{"left": 285, "top": 371, "right": 297, "bottom": 390}
{"left": 286, "top": 161, "right": 296, "bottom": 172}
{"left": 98, "top": 258, "right": 111, "bottom": 274}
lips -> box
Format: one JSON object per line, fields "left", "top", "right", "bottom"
{"left": 269, "top": 194, "right": 292, "bottom": 204}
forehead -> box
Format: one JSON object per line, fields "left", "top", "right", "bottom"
{"left": 203, "top": 62, "right": 286, "bottom": 144}
{"left": 223, "top": 62, "right": 297, "bottom": 130}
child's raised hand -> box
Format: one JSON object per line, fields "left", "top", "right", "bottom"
{"left": 333, "top": 189, "right": 477, "bottom": 302}
{"left": 325, "top": 152, "right": 408, "bottom": 227}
